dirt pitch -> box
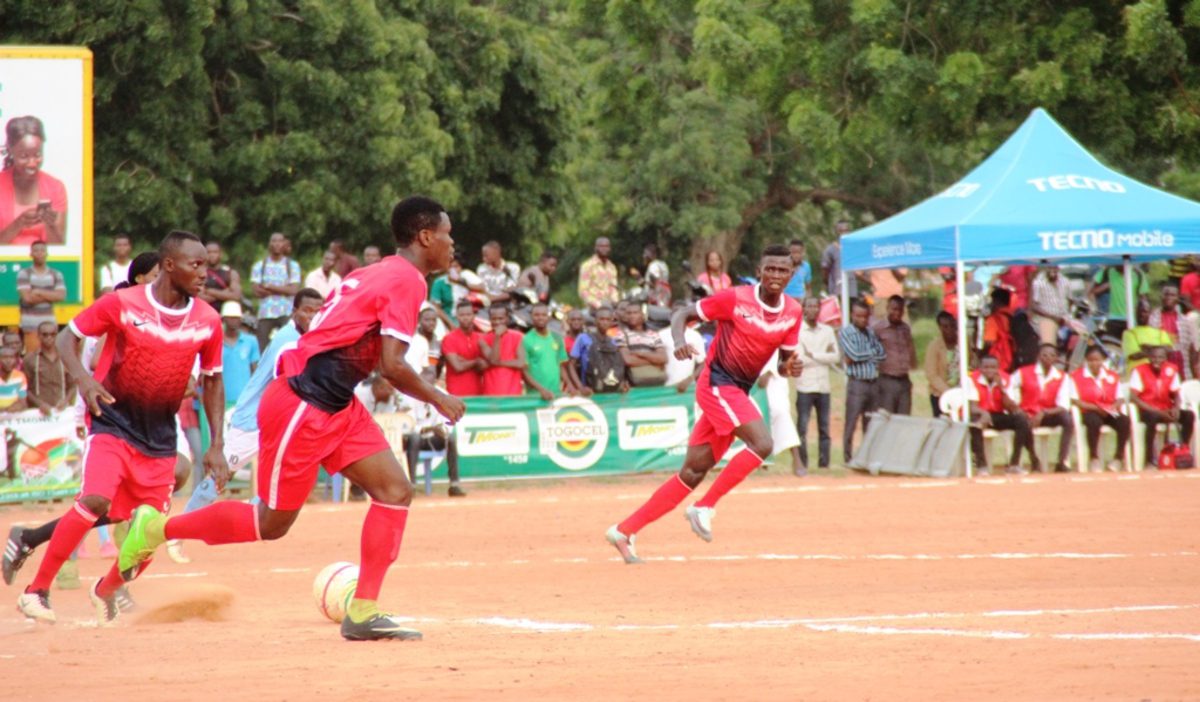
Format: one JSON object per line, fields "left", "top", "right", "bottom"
{"left": 2, "top": 469, "right": 1198, "bottom": 701}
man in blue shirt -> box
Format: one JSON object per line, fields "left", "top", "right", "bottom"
{"left": 783, "top": 239, "right": 812, "bottom": 301}
{"left": 220, "top": 301, "right": 260, "bottom": 406}
{"left": 167, "top": 288, "right": 325, "bottom": 563}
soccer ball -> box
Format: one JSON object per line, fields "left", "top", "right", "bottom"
{"left": 313, "top": 561, "right": 359, "bottom": 623}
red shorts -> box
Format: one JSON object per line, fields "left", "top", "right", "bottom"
{"left": 257, "top": 377, "right": 391, "bottom": 510}
{"left": 79, "top": 433, "right": 175, "bottom": 521}
{"left": 689, "top": 372, "right": 762, "bottom": 460}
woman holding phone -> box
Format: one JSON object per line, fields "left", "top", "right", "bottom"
{"left": 0, "top": 116, "right": 67, "bottom": 245}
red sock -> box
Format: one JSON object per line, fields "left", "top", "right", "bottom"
{"left": 617, "top": 475, "right": 694, "bottom": 536}
{"left": 164, "top": 501, "right": 259, "bottom": 544}
{"left": 96, "top": 558, "right": 151, "bottom": 598}
{"left": 27, "top": 503, "right": 97, "bottom": 592}
{"left": 694, "top": 448, "right": 764, "bottom": 508}
{"left": 356, "top": 502, "right": 409, "bottom": 601}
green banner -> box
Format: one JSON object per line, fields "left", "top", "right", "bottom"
{"left": 0, "top": 410, "right": 83, "bottom": 504}
{"left": 0, "top": 260, "right": 83, "bottom": 305}
{"left": 453, "top": 386, "right": 767, "bottom": 480}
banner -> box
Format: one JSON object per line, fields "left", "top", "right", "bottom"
{"left": 448, "top": 386, "right": 766, "bottom": 480}
{"left": 0, "top": 47, "right": 95, "bottom": 325}
{"left": 0, "top": 410, "right": 83, "bottom": 504}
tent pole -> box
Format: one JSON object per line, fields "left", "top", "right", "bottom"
{"left": 840, "top": 270, "right": 849, "bottom": 328}
{"left": 956, "top": 260, "right": 972, "bottom": 478}
{"left": 1123, "top": 256, "right": 1135, "bottom": 331}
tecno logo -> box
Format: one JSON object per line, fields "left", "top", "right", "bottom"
{"left": 1027, "top": 175, "right": 1126, "bottom": 194}
{"left": 1038, "top": 228, "right": 1175, "bottom": 250}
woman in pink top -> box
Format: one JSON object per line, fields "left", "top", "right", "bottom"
{"left": 696, "top": 250, "right": 732, "bottom": 294}
{"left": 0, "top": 116, "right": 67, "bottom": 245}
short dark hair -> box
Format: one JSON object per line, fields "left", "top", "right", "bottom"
{"left": 762, "top": 244, "right": 791, "bottom": 259}
{"left": 159, "top": 230, "right": 202, "bottom": 258}
{"left": 1084, "top": 344, "right": 1105, "bottom": 358}
{"left": 532, "top": 302, "right": 550, "bottom": 311}
{"left": 980, "top": 354, "right": 999, "bottom": 365}
{"left": 122, "top": 251, "right": 161, "bottom": 287}
{"left": 1039, "top": 342, "right": 1058, "bottom": 353}
{"left": 294, "top": 287, "right": 325, "bottom": 308}
{"left": 488, "top": 302, "right": 509, "bottom": 315}
{"left": 540, "top": 250, "right": 558, "bottom": 261}
{"left": 37, "top": 321, "right": 57, "bottom": 333}
{"left": 789, "top": 239, "right": 804, "bottom": 248}
{"left": 888, "top": 294, "right": 905, "bottom": 306}
{"left": 204, "top": 239, "right": 220, "bottom": 248}
{"left": 850, "top": 299, "right": 870, "bottom": 313}
{"left": 595, "top": 305, "right": 615, "bottom": 317}
{"left": 936, "top": 311, "right": 955, "bottom": 325}
{"left": 455, "top": 299, "right": 474, "bottom": 311}
{"left": 991, "top": 287, "right": 1012, "bottom": 307}
{"left": 483, "top": 239, "right": 501, "bottom": 250}
{"left": 114, "top": 233, "right": 132, "bottom": 244}
{"left": 390, "top": 196, "right": 446, "bottom": 247}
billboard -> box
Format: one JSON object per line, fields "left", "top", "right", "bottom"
{"left": 0, "top": 46, "right": 94, "bottom": 325}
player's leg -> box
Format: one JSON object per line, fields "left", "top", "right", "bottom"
{"left": 168, "top": 426, "right": 261, "bottom": 563}
{"left": 336, "top": 448, "right": 422, "bottom": 640}
{"left": 606, "top": 443, "right": 716, "bottom": 563}
{"left": 4, "top": 514, "right": 113, "bottom": 585}
{"left": 17, "top": 436, "right": 123, "bottom": 622}
{"left": 685, "top": 418, "right": 773, "bottom": 541}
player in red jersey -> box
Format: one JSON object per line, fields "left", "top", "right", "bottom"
{"left": 606, "top": 245, "right": 804, "bottom": 563}
{"left": 16, "top": 231, "right": 226, "bottom": 624}
{"left": 119, "top": 196, "right": 465, "bottom": 641}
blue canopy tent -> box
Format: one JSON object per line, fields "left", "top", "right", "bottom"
{"left": 838, "top": 108, "right": 1200, "bottom": 475}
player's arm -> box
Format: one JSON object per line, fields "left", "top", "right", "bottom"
{"left": 380, "top": 336, "right": 465, "bottom": 423}
{"left": 670, "top": 304, "right": 704, "bottom": 361}
{"left": 199, "top": 372, "right": 231, "bottom": 489}
{"left": 58, "top": 319, "right": 115, "bottom": 417}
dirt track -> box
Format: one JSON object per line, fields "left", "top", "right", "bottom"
{"left": 2, "top": 469, "right": 1198, "bottom": 701}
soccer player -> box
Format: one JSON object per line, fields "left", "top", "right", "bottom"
{"left": 164, "top": 286, "right": 327, "bottom": 563}
{"left": 16, "top": 230, "right": 226, "bottom": 624}
{"left": 605, "top": 245, "right": 803, "bottom": 563}
{"left": 119, "top": 196, "right": 465, "bottom": 641}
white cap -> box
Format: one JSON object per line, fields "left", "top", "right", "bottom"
{"left": 220, "top": 301, "right": 243, "bottom": 318}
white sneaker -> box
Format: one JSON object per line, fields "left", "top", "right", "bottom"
{"left": 685, "top": 506, "right": 715, "bottom": 543}
{"left": 89, "top": 579, "right": 119, "bottom": 626}
{"left": 1088, "top": 459, "right": 1103, "bottom": 473}
{"left": 1106, "top": 459, "right": 1124, "bottom": 473}
{"left": 17, "top": 590, "right": 55, "bottom": 623}
{"left": 604, "top": 525, "right": 641, "bottom": 564}
{"left": 165, "top": 540, "right": 191, "bottom": 564}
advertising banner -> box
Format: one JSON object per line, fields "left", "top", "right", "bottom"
{"left": 0, "top": 410, "right": 83, "bottom": 504}
{"left": 451, "top": 386, "right": 766, "bottom": 480}
{"left": 0, "top": 47, "right": 94, "bottom": 325}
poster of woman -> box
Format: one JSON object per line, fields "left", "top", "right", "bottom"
{"left": 0, "top": 115, "right": 68, "bottom": 245}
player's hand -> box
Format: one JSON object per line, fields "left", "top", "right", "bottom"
{"left": 538, "top": 387, "right": 554, "bottom": 401}
{"left": 674, "top": 343, "right": 698, "bottom": 361}
{"left": 579, "top": 386, "right": 593, "bottom": 397}
{"left": 79, "top": 377, "right": 116, "bottom": 417}
{"left": 675, "top": 378, "right": 691, "bottom": 394}
{"left": 204, "top": 445, "right": 231, "bottom": 491}
{"left": 782, "top": 355, "right": 804, "bottom": 378}
{"left": 432, "top": 391, "right": 466, "bottom": 424}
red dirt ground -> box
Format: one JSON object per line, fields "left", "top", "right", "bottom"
{"left": 2, "top": 469, "right": 1198, "bottom": 701}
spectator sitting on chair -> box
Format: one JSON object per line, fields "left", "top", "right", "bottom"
{"left": 1148, "top": 285, "right": 1199, "bottom": 379}
{"left": 982, "top": 287, "right": 1015, "bottom": 372}
{"left": 1059, "top": 344, "right": 1129, "bottom": 473}
{"left": 517, "top": 251, "right": 558, "bottom": 304}
{"left": 23, "top": 320, "right": 75, "bottom": 415}
{"left": 1123, "top": 298, "right": 1173, "bottom": 373}
{"left": 968, "top": 355, "right": 1038, "bottom": 475}
{"left": 872, "top": 295, "right": 916, "bottom": 415}
{"left": 479, "top": 303, "right": 525, "bottom": 396}
{"left": 522, "top": 302, "right": 573, "bottom": 400}
{"left": 925, "top": 311, "right": 960, "bottom": 417}
{"left": 1009, "top": 344, "right": 1073, "bottom": 472}
{"left": 1129, "top": 345, "right": 1195, "bottom": 469}
{"left": 838, "top": 299, "right": 886, "bottom": 463}
{"left": 402, "top": 367, "right": 467, "bottom": 497}
{"left": 615, "top": 302, "right": 668, "bottom": 387}
{"left": 442, "top": 300, "right": 487, "bottom": 397}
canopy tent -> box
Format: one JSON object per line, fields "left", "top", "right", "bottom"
{"left": 841, "top": 107, "right": 1200, "bottom": 270}
{"left": 835, "top": 107, "right": 1200, "bottom": 477}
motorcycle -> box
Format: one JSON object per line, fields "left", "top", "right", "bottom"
{"left": 1062, "top": 296, "right": 1124, "bottom": 374}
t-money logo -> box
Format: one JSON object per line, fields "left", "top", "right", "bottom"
{"left": 536, "top": 398, "right": 609, "bottom": 471}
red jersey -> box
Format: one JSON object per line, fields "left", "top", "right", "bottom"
{"left": 1013, "top": 363, "right": 1065, "bottom": 415}
{"left": 481, "top": 329, "right": 524, "bottom": 396}
{"left": 969, "top": 369, "right": 1011, "bottom": 413}
{"left": 696, "top": 285, "right": 802, "bottom": 391}
{"left": 1182, "top": 272, "right": 1200, "bottom": 311}
{"left": 282, "top": 255, "right": 424, "bottom": 412}
{"left": 1130, "top": 363, "right": 1181, "bottom": 412}
{"left": 1066, "top": 366, "right": 1121, "bottom": 412}
{"left": 442, "top": 326, "right": 484, "bottom": 397}
{"left": 69, "top": 285, "right": 222, "bottom": 457}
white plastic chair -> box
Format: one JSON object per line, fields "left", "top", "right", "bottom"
{"left": 1069, "top": 403, "right": 1134, "bottom": 472}
{"left": 940, "top": 388, "right": 1008, "bottom": 470}
{"left": 1180, "top": 379, "right": 1200, "bottom": 459}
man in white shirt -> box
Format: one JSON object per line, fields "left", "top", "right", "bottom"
{"left": 659, "top": 316, "right": 705, "bottom": 391}
{"left": 794, "top": 297, "right": 839, "bottom": 473}
{"left": 98, "top": 233, "right": 132, "bottom": 294}
{"left": 304, "top": 250, "right": 342, "bottom": 299}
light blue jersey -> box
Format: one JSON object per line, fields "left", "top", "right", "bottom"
{"left": 230, "top": 320, "right": 301, "bottom": 432}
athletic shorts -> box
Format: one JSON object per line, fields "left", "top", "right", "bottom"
{"left": 257, "top": 377, "right": 391, "bottom": 511}
{"left": 689, "top": 372, "right": 762, "bottom": 461}
{"left": 225, "top": 423, "right": 260, "bottom": 472}
{"left": 79, "top": 433, "right": 175, "bottom": 521}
